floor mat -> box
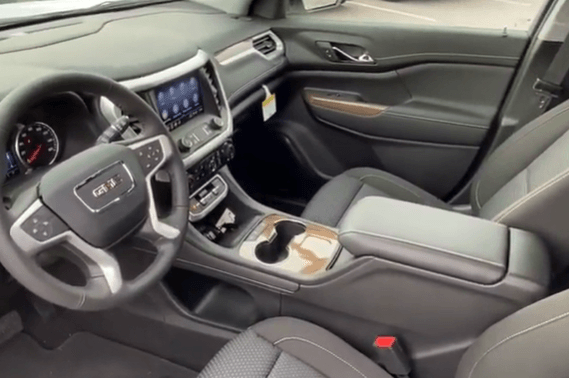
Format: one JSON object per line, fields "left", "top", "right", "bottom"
{"left": 0, "top": 332, "right": 198, "bottom": 378}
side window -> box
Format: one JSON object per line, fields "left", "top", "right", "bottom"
{"left": 289, "top": 0, "right": 549, "bottom": 32}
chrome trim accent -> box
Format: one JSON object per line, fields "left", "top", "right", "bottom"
{"left": 332, "top": 46, "right": 374, "bottom": 64}
{"left": 100, "top": 96, "right": 122, "bottom": 124}
{"left": 181, "top": 56, "right": 232, "bottom": 168}
{"left": 188, "top": 174, "right": 228, "bottom": 222}
{"left": 73, "top": 161, "right": 136, "bottom": 213}
{"left": 216, "top": 31, "right": 284, "bottom": 66}
{"left": 120, "top": 50, "right": 210, "bottom": 92}
{"left": 215, "top": 30, "right": 284, "bottom": 66}
{"left": 10, "top": 200, "right": 123, "bottom": 294}
{"left": 127, "top": 134, "right": 180, "bottom": 239}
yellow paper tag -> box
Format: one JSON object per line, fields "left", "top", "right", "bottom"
{"left": 262, "top": 90, "right": 276, "bottom": 122}
{"left": 262, "top": 94, "right": 275, "bottom": 107}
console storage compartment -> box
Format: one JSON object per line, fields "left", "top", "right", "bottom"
{"left": 338, "top": 197, "right": 549, "bottom": 286}
{"left": 339, "top": 197, "right": 511, "bottom": 284}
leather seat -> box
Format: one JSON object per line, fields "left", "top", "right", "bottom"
{"left": 198, "top": 287, "right": 569, "bottom": 378}
{"left": 198, "top": 317, "right": 390, "bottom": 378}
{"left": 302, "top": 167, "right": 451, "bottom": 227}
{"left": 302, "top": 100, "right": 569, "bottom": 272}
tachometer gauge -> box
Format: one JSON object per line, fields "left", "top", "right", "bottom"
{"left": 15, "top": 122, "right": 59, "bottom": 168}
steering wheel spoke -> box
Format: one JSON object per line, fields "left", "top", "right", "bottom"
{"left": 10, "top": 199, "right": 123, "bottom": 294}
{"left": 126, "top": 134, "right": 173, "bottom": 179}
{"left": 126, "top": 134, "right": 181, "bottom": 240}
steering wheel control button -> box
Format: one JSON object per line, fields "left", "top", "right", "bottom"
{"left": 134, "top": 140, "right": 164, "bottom": 175}
{"left": 74, "top": 161, "right": 136, "bottom": 213}
{"left": 21, "top": 205, "right": 68, "bottom": 242}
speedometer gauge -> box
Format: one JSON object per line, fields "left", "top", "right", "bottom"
{"left": 15, "top": 122, "right": 59, "bottom": 168}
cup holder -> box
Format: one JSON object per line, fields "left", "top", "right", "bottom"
{"left": 255, "top": 221, "right": 306, "bottom": 264}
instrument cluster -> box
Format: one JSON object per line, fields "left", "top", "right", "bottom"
{"left": 6, "top": 121, "right": 60, "bottom": 180}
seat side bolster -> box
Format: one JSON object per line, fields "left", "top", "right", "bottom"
{"left": 471, "top": 100, "right": 569, "bottom": 212}
{"left": 455, "top": 289, "right": 569, "bottom": 378}
{"left": 253, "top": 317, "right": 391, "bottom": 378}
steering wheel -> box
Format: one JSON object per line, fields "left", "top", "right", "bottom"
{"left": 0, "top": 73, "right": 189, "bottom": 310}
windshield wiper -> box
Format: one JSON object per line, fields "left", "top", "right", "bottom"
{"left": 0, "top": 0, "right": 180, "bottom": 30}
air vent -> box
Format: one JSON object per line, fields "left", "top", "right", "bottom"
{"left": 201, "top": 64, "right": 222, "bottom": 112}
{"left": 253, "top": 34, "right": 277, "bottom": 55}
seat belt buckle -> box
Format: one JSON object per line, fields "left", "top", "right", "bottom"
{"left": 533, "top": 78, "right": 563, "bottom": 109}
{"left": 371, "top": 336, "right": 412, "bottom": 378}
{"left": 533, "top": 78, "right": 563, "bottom": 98}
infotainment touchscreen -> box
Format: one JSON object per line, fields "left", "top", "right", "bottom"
{"left": 154, "top": 73, "right": 204, "bottom": 127}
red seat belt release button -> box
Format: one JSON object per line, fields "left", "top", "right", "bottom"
{"left": 372, "top": 336, "right": 412, "bottom": 378}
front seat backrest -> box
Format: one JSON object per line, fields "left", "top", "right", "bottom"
{"left": 471, "top": 101, "right": 569, "bottom": 272}
{"left": 455, "top": 287, "right": 569, "bottom": 378}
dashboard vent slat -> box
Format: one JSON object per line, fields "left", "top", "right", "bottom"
{"left": 253, "top": 35, "right": 277, "bottom": 55}
{"left": 202, "top": 64, "right": 222, "bottom": 112}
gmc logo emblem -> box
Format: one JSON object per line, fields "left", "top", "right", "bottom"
{"left": 92, "top": 174, "right": 123, "bottom": 198}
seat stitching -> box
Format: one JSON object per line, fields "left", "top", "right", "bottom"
{"left": 266, "top": 350, "right": 282, "bottom": 378}
{"left": 473, "top": 105, "right": 569, "bottom": 209}
{"left": 466, "top": 310, "right": 569, "bottom": 378}
{"left": 339, "top": 229, "right": 504, "bottom": 267}
{"left": 474, "top": 180, "right": 482, "bottom": 209}
{"left": 492, "top": 168, "right": 569, "bottom": 223}
{"left": 273, "top": 336, "right": 368, "bottom": 378}
{"left": 358, "top": 174, "right": 423, "bottom": 201}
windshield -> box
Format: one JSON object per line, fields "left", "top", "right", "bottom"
{"left": 0, "top": 0, "right": 174, "bottom": 25}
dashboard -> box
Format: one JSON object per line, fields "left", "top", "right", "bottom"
{"left": 0, "top": 1, "right": 287, "bottom": 199}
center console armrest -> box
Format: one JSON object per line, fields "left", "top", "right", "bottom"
{"left": 339, "top": 197, "right": 509, "bottom": 284}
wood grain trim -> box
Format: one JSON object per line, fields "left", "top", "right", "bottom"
{"left": 245, "top": 215, "right": 340, "bottom": 276}
{"left": 307, "top": 94, "right": 387, "bottom": 117}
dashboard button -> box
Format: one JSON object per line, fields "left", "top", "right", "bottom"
{"left": 221, "top": 141, "right": 235, "bottom": 161}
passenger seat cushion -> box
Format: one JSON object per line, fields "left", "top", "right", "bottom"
{"left": 198, "top": 317, "right": 391, "bottom": 378}
{"left": 302, "top": 167, "right": 451, "bottom": 227}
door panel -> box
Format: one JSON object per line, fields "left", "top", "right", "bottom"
{"left": 274, "top": 24, "right": 528, "bottom": 70}
{"left": 301, "top": 64, "right": 513, "bottom": 146}
{"left": 276, "top": 79, "right": 479, "bottom": 198}
{"left": 267, "top": 23, "right": 527, "bottom": 199}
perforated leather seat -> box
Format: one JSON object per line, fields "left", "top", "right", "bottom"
{"left": 198, "top": 286, "right": 569, "bottom": 378}
{"left": 198, "top": 317, "right": 390, "bottom": 378}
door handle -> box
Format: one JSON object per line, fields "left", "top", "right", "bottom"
{"left": 331, "top": 46, "right": 374, "bottom": 64}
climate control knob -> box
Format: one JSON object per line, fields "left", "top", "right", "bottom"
{"left": 211, "top": 117, "right": 224, "bottom": 130}
{"left": 221, "top": 141, "right": 235, "bottom": 161}
{"left": 178, "top": 138, "right": 191, "bottom": 153}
